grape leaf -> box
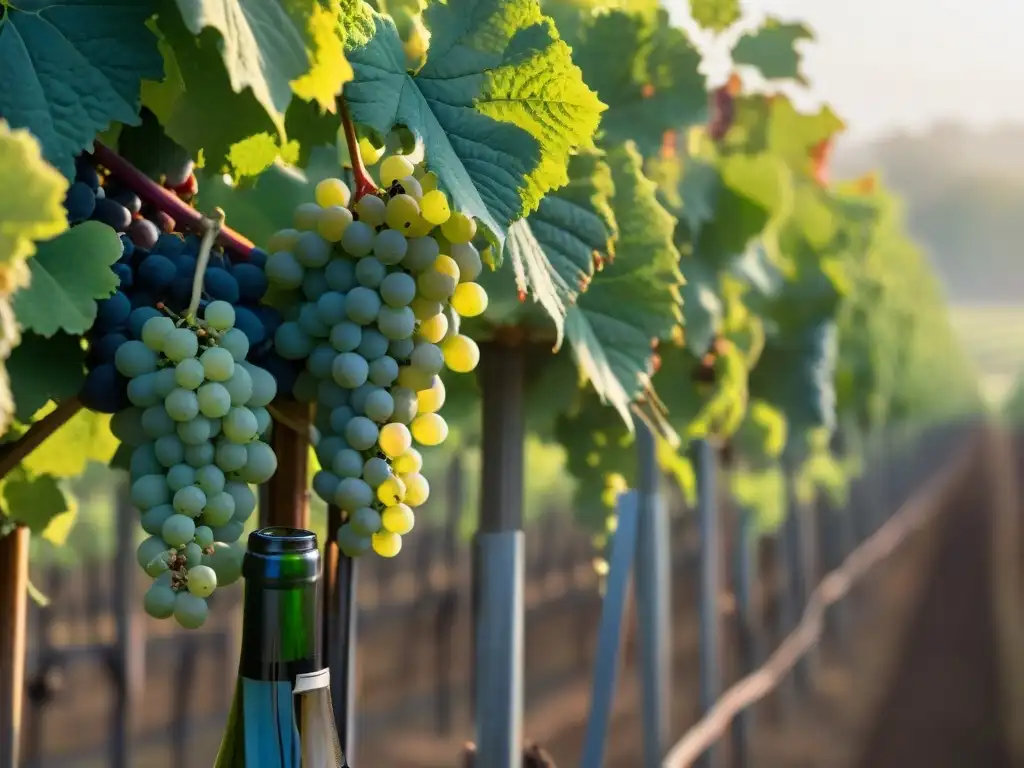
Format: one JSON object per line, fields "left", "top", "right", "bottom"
{"left": 0, "top": 123, "right": 71, "bottom": 435}
{"left": 565, "top": 143, "right": 682, "bottom": 427}
{"left": 727, "top": 96, "right": 844, "bottom": 174}
{"left": 732, "top": 18, "right": 813, "bottom": 84}
{"left": 748, "top": 320, "right": 838, "bottom": 433}
{"left": 683, "top": 152, "right": 790, "bottom": 265}
{"left": 689, "top": 0, "right": 740, "bottom": 32}
{"left": 498, "top": 150, "right": 615, "bottom": 344}
{"left": 344, "top": 0, "right": 605, "bottom": 252}
{"left": 1, "top": 468, "right": 73, "bottom": 545}
{"left": 22, "top": 406, "right": 118, "bottom": 478}
{"left": 571, "top": 10, "right": 706, "bottom": 155}
{"left": 147, "top": 9, "right": 338, "bottom": 178}
{"left": 0, "top": 0, "right": 163, "bottom": 177}
{"left": 7, "top": 333, "right": 85, "bottom": 423}
{"left": 0, "top": 122, "right": 70, "bottom": 277}
{"left": 12, "top": 222, "right": 121, "bottom": 337}
{"left": 679, "top": 258, "right": 721, "bottom": 355}
{"left": 171, "top": 0, "right": 351, "bottom": 120}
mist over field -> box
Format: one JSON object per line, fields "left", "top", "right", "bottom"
{"left": 835, "top": 124, "right": 1024, "bottom": 305}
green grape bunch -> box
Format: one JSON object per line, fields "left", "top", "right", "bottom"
{"left": 262, "top": 151, "right": 489, "bottom": 559}
{"left": 112, "top": 301, "right": 278, "bottom": 628}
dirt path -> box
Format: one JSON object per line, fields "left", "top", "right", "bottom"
{"left": 849, "top": 430, "right": 1012, "bottom": 768}
{"left": 753, "top": 427, "right": 1022, "bottom": 768}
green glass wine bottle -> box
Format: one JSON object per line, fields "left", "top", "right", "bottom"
{"left": 214, "top": 527, "right": 347, "bottom": 767}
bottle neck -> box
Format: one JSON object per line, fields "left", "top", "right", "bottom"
{"left": 239, "top": 550, "right": 322, "bottom": 682}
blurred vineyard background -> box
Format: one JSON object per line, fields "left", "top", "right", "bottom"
{"left": 18, "top": 116, "right": 1024, "bottom": 766}
{"left": 7, "top": 0, "right": 1024, "bottom": 764}
{"left": 20, "top": 423, "right": 972, "bottom": 768}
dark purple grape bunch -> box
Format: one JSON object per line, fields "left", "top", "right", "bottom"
{"left": 66, "top": 155, "right": 280, "bottom": 413}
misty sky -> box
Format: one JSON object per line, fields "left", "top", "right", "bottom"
{"left": 666, "top": 0, "right": 1024, "bottom": 140}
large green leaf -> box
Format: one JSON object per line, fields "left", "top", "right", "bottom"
{"left": 7, "top": 333, "right": 85, "bottom": 423}
{"left": 344, "top": 0, "right": 605, "bottom": 252}
{"left": 571, "top": 10, "right": 706, "bottom": 155}
{"left": 147, "top": 7, "right": 338, "bottom": 177}
{"left": 12, "top": 222, "right": 121, "bottom": 337}
{"left": 497, "top": 150, "right": 615, "bottom": 342}
{"left": 0, "top": 0, "right": 163, "bottom": 177}
{"left": 171, "top": 0, "right": 351, "bottom": 121}
{"left": 732, "top": 18, "right": 813, "bottom": 84}
{"left": 2, "top": 468, "right": 74, "bottom": 545}
{"left": 565, "top": 143, "right": 682, "bottom": 427}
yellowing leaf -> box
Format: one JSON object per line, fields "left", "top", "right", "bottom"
{"left": 227, "top": 133, "right": 285, "bottom": 178}
{"left": 0, "top": 122, "right": 69, "bottom": 274}
{"left": 2, "top": 470, "right": 73, "bottom": 541}
{"left": 290, "top": 2, "right": 353, "bottom": 109}
{"left": 171, "top": 0, "right": 348, "bottom": 131}
{"left": 22, "top": 407, "right": 119, "bottom": 478}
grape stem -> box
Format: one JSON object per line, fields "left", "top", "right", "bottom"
{"left": 187, "top": 208, "right": 226, "bottom": 320}
{"left": 90, "top": 142, "right": 256, "bottom": 259}
{"left": 338, "top": 97, "right": 379, "bottom": 202}
{"left": 0, "top": 398, "right": 83, "bottom": 480}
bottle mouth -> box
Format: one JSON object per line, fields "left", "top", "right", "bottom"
{"left": 248, "top": 527, "right": 318, "bottom": 555}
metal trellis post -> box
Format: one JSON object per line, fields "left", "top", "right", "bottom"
{"left": 581, "top": 490, "right": 641, "bottom": 766}
{"left": 635, "top": 420, "right": 671, "bottom": 768}
{"left": 695, "top": 439, "right": 721, "bottom": 768}
{"left": 474, "top": 342, "right": 526, "bottom": 768}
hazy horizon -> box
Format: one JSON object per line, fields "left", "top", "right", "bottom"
{"left": 666, "top": 0, "right": 1024, "bottom": 143}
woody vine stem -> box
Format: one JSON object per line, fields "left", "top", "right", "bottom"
{"left": 339, "top": 97, "right": 379, "bottom": 203}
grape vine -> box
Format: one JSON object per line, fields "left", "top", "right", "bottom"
{"left": 260, "top": 144, "right": 490, "bottom": 558}
{"left": 0, "top": 0, "right": 981, "bottom": 631}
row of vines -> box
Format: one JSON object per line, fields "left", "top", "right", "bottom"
{"left": 0, "top": 0, "right": 979, "bottom": 760}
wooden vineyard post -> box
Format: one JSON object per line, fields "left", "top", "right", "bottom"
{"left": 0, "top": 399, "right": 81, "bottom": 768}
{"left": 0, "top": 526, "right": 28, "bottom": 768}
{"left": 263, "top": 400, "right": 312, "bottom": 528}
{"left": 473, "top": 339, "right": 526, "bottom": 768}
{"left": 264, "top": 401, "right": 360, "bottom": 763}
{"left": 694, "top": 439, "right": 722, "bottom": 768}
{"left": 634, "top": 418, "right": 671, "bottom": 768}
{"left": 434, "top": 454, "right": 463, "bottom": 736}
